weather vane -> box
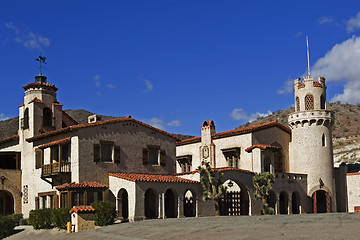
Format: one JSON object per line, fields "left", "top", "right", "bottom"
{"left": 35, "top": 54, "right": 47, "bottom": 75}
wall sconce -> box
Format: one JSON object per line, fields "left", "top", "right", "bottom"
{"left": 1, "top": 176, "right": 6, "bottom": 184}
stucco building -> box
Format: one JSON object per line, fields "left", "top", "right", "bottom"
{"left": 0, "top": 71, "right": 357, "bottom": 219}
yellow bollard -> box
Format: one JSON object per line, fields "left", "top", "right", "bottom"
{"left": 67, "top": 221, "right": 72, "bottom": 233}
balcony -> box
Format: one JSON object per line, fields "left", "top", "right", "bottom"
{"left": 41, "top": 161, "right": 71, "bottom": 178}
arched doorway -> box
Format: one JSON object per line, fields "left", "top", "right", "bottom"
{"left": 165, "top": 189, "right": 177, "bottom": 218}
{"left": 184, "top": 190, "right": 196, "bottom": 217}
{"left": 0, "top": 190, "right": 14, "bottom": 216}
{"left": 312, "top": 190, "right": 329, "bottom": 213}
{"left": 219, "top": 180, "right": 249, "bottom": 216}
{"left": 292, "top": 192, "right": 300, "bottom": 214}
{"left": 279, "top": 192, "right": 288, "bottom": 214}
{"left": 117, "top": 189, "right": 128, "bottom": 219}
{"left": 145, "top": 189, "right": 158, "bottom": 219}
{"left": 267, "top": 191, "right": 276, "bottom": 214}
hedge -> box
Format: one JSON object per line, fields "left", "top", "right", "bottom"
{"left": 51, "top": 208, "right": 71, "bottom": 229}
{"left": 0, "top": 215, "right": 16, "bottom": 239}
{"left": 28, "top": 208, "right": 53, "bottom": 229}
{"left": 91, "top": 201, "right": 116, "bottom": 226}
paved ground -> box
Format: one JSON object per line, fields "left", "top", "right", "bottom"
{"left": 5, "top": 213, "right": 360, "bottom": 240}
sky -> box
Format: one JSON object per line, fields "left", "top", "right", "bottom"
{"left": 1, "top": 1, "right": 360, "bottom": 136}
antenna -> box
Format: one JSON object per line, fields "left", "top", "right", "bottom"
{"left": 35, "top": 53, "right": 47, "bottom": 75}
{"left": 306, "top": 36, "right": 311, "bottom": 77}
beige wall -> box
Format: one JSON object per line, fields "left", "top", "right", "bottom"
{"left": 346, "top": 173, "right": 360, "bottom": 212}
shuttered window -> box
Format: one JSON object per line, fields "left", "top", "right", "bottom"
{"left": 94, "top": 144, "right": 100, "bottom": 162}
{"left": 160, "top": 150, "right": 166, "bottom": 166}
{"left": 35, "top": 149, "right": 43, "bottom": 169}
{"left": 114, "top": 146, "right": 121, "bottom": 163}
{"left": 143, "top": 149, "right": 149, "bottom": 165}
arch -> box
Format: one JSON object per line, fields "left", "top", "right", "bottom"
{"left": 267, "top": 190, "right": 276, "bottom": 212}
{"left": 322, "top": 134, "right": 326, "bottom": 147}
{"left": 0, "top": 190, "right": 14, "bottom": 216}
{"left": 117, "top": 188, "right": 128, "bottom": 219}
{"left": 219, "top": 179, "right": 249, "bottom": 215}
{"left": 184, "top": 189, "right": 196, "bottom": 217}
{"left": 43, "top": 107, "right": 52, "bottom": 127}
{"left": 264, "top": 156, "right": 271, "bottom": 172}
{"left": 279, "top": 192, "right": 288, "bottom": 214}
{"left": 312, "top": 190, "right": 329, "bottom": 213}
{"left": 305, "top": 94, "right": 314, "bottom": 110}
{"left": 23, "top": 108, "right": 29, "bottom": 129}
{"left": 295, "top": 96, "right": 300, "bottom": 112}
{"left": 320, "top": 95, "right": 326, "bottom": 109}
{"left": 165, "top": 189, "right": 177, "bottom": 218}
{"left": 144, "top": 188, "right": 158, "bottom": 219}
{"left": 291, "top": 191, "right": 300, "bottom": 214}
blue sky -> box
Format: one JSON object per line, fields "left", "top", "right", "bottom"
{"left": 1, "top": 1, "right": 360, "bottom": 136}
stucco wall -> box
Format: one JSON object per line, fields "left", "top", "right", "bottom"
{"left": 0, "top": 169, "right": 22, "bottom": 214}
{"left": 346, "top": 173, "right": 360, "bottom": 212}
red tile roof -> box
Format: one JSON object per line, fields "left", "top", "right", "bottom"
{"left": 56, "top": 181, "right": 107, "bottom": 191}
{"left": 245, "top": 144, "right": 281, "bottom": 153}
{"left": 29, "top": 97, "right": 43, "bottom": 104}
{"left": 18, "top": 103, "right": 25, "bottom": 108}
{"left": 174, "top": 167, "right": 256, "bottom": 175}
{"left": 313, "top": 82, "right": 322, "bottom": 87}
{"left": 26, "top": 117, "right": 181, "bottom": 142}
{"left": 23, "top": 82, "right": 58, "bottom": 92}
{"left": 38, "top": 137, "right": 71, "bottom": 149}
{"left": 298, "top": 83, "right": 305, "bottom": 88}
{"left": 347, "top": 172, "right": 360, "bottom": 176}
{"left": 69, "top": 205, "right": 96, "bottom": 214}
{"left": 0, "top": 135, "right": 19, "bottom": 145}
{"left": 109, "top": 172, "right": 199, "bottom": 183}
{"left": 177, "top": 121, "right": 291, "bottom": 146}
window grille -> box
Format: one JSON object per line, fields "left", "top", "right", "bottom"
{"left": 305, "top": 95, "right": 314, "bottom": 110}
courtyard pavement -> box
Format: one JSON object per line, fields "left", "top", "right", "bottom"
{"left": 5, "top": 212, "right": 360, "bottom": 240}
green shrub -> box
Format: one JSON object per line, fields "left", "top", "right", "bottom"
{"left": 28, "top": 209, "right": 53, "bottom": 229}
{"left": 91, "top": 201, "right": 116, "bottom": 226}
{"left": 0, "top": 215, "right": 16, "bottom": 238}
{"left": 8, "top": 213, "right": 23, "bottom": 226}
{"left": 51, "top": 208, "right": 71, "bottom": 229}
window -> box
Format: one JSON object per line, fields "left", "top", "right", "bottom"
{"left": 305, "top": 95, "right": 314, "bottom": 110}
{"left": 35, "top": 149, "right": 43, "bottom": 169}
{"left": 72, "top": 192, "right": 85, "bottom": 206}
{"left": 36, "top": 191, "right": 57, "bottom": 209}
{"left": 22, "top": 108, "right": 29, "bottom": 129}
{"left": 51, "top": 146, "right": 59, "bottom": 162}
{"left": 94, "top": 141, "right": 120, "bottom": 163}
{"left": 43, "top": 107, "right": 53, "bottom": 127}
{"left": 322, "top": 134, "right": 326, "bottom": 147}
{"left": 177, "top": 155, "right": 192, "bottom": 173}
{"left": 295, "top": 97, "right": 300, "bottom": 112}
{"left": 221, "top": 147, "right": 240, "bottom": 168}
{"left": 227, "top": 155, "right": 239, "bottom": 168}
{"left": 143, "top": 146, "right": 166, "bottom": 166}
{"left": 274, "top": 151, "right": 283, "bottom": 173}
{"left": 87, "top": 191, "right": 103, "bottom": 204}
{"left": 264, "top": 156, "right": 271, "bottom": 172}
{"left": 320, "top": 95, "right": 326, "bottom": 109}
{"left": 61, "top": 144, "right": 71, "bottom": 162}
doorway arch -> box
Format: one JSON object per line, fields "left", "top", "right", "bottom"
{"left": 267, "top": 190, "right": 276, "bottom": 213}
{"left": 292, "top": 192, "right": 300, "bottom": 214}
{"left": 117, "top": 189, "right": 128, "bottom": 219}
{"left": 144, "top": 189, "right": 158, "bottom": 219}
{"left": 219, "top": 179, "right": 249, "bottom": 216}
{"left": 279, "top": 192, "right": 288, "bottom": 214}
{"left": 165, "top": 189, "right": 177, "bottom": 218}
{"left": 184, "top": 189, "right": 196, "bottom": 217}
{"left": 0, "top": 190, "right": 14, "bottom": 216}
{"left": 312, "top": 190, "right": 329, "bottom": 213}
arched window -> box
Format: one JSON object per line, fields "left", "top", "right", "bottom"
{"left": 43, "top": 108, "right": 52, "bottom": 127}
{"left": 320, "top": 95, "right": 326, "bottom": 109}
{"left": 305, "top": 95, "right": 314, "bottom": 110}
{"left": 322, "top": 134, "right": 326, "bottom": 147}
{"left": 264, "top": 156, "right": 271, "bottom": 172}
{"left": 295, "top": 97, "right": 300, "bottom": 112}
{"left": 23, "top": 108, "right": 29, "bottom": 129}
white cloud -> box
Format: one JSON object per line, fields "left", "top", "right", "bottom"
{"left": 146, "top": 118, "right": 164, "bottom": 129}
{"left": 93, "top": 75, "right": 101, "bottom": 88}
{"left": 277, "top": 78, "right": 293, "bottom": 95}
{"left": 143, "top": 79, "right": 153, "bottom": 92}
{"left": 319, "top": 16, "right": 334, "bottom": 25}
{"left": 106, "top": 83, "right": 117, "bottom": 89}
{"left": 5, "top": 22, "right": 50, "bottom": 49}
{"left": 311, "top": 36, "right": 360, "bottom": 104}
{"left": 168, "top": 120, "right": 182, "bottom": 127}
{"left": 0, "top": 113, "right": 9, "bottom": 121}
{"left": 230, "top": 108, "right": 272, "bottom": 122}
{"left": 346, "top": 12, "right": 360, "bottom": 33}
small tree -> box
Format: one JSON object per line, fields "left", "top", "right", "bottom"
{"left": 253, "top": 172, "right": 275, "bottom": 215}
{"left": 198, "top": 162, "right": 227, "bottom": 216}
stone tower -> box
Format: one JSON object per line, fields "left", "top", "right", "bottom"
{"left": 200, "top": 120, "right": 216, "bottom": 167}
{"left": 288, "top": 76, "right": 335, "bottom": 213}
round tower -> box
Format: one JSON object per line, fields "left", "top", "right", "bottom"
{"left": 288, "top": 76, "right": 335, "bottom": 213}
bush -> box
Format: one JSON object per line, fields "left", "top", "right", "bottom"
{"left": 91, "top": 201, "right": 116, "bottom": 226}
{"left": 8, "top": 213, "right": 23, "bottom": 226}
{"left": 51, "top": 208, "right": 71, "bottom": 229}
{"left": 0, "top": 215, "right": 16, "bottom": 238}
{"left": 28, "top": 209, "right": 53, "bottom": 229}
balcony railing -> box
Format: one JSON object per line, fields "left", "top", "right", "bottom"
{"left": 41, "top": 161, "right": 71, "bottom": 177}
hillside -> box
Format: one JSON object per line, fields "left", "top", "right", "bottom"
{"left": 238, "top": 103, "right": 360, "bottom": 165}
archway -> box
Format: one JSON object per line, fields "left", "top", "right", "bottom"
{"left": 267, "top": 191, "right": 276, "bottom": 213}
{"left": 144, "top": 189, "right": 158, "bottom": 219}
{"left": 184, "top": 190, "right": 196, "bottom": 217}
{"left": 117, "top": 189, "right": 128, "bottom": 219}
{"left": 0, "top": 190, "right": 14, "bottom": 216}
{"left": 292, "top": 192, "right": 300, "bottom": 214}
{"left": 165, "top": 189, "right": 177, "bottom": 218}
{"left": 312, "top": 190, "right": 329, "bottom": 213}
{"left": 219, "top": 180, "right": 249, "bottom": 216}
{"left": 279, "top": 192, "right": 288, "bottom": 214}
